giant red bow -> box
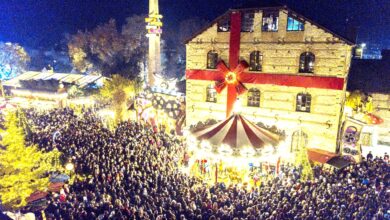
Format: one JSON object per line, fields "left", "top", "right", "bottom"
{"left": 215, "top": 60, "right": 248, "bottom": 94}
{"left": 214, "top": 60, "right": 249, "bottom": 117}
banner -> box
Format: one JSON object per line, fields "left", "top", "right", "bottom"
{"left": 340, "top": 118, "right": 364, "bottom": 163}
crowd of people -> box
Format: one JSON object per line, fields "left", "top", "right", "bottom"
{"left": 24, "top": 108, "right": 389, "bottom": 220}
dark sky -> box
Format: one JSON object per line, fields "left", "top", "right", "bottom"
{"left": 0, "top": 0, "right": 389, "bottom": 52}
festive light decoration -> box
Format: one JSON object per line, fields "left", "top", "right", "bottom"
{"left": 99, "top": 75, "right": 139, "bottom": 124}
{"left": 213, "top": 61, "right": 248, "bottom": 117}
{"left": 200, "top": 140, "right": 212, "bottom": 152}
{"left": 0, "top": 111, "right": 60, "bottom": 209}
{"left": 240, "top": 146, "right": 256, "bottom": 157}
{"left": 218, "top": 144, "right": 233, "bottom": 156}
{"left": 145, "top": 14, "right": 163, "bottom": 36}
{"left": 65, "top": 162, "right": 74, "bottom": 171}
{"left": 145, "top": 0, "right": 163, "bottom": 86}
{"left": 294, "top": 143, "right": 313, "bottom": 181}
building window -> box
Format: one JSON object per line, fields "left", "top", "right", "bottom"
{"left": 299, "top": 52, "right": 315, "bottom": 73}
{"left": 217, "top": 16, "right": 230, "bottom": 32}
{"left": 296, "top": 93, "right": 311, "bottom": 113}
{"left": 207, "top": 51, "right": 218, "bottom": 69}
{"left": 262, "top": 11, "right": 279, "bottom": 32}
{"left": 249, "top": 51, "right": 263, "bottom": 71}
{"left": 206, "top": 85, "right": 217, "bottom": 103}
{"left": 247, "top": 88, "right": 260, "bottom": 107}
{"left": 287, "top": 16, "right": 304, "bottom": 31}
{"left": 241, "top": 12, "right": 255, "bottom": 32}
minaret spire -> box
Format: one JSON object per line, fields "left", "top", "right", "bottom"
{"left": 145, "top": 0, "right": 163, "bottom": 87}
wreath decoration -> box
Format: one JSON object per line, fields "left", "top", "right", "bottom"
{"left": 343, "top": 126, "right": 358, "bottom": 144}
{"left": 163, "top": 100, "right": 182, "bottom": 119}
{"left": 152, "top": 96, "right": 166, "bottom": 109}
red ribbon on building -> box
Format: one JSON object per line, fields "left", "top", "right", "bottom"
{"left": 186, "top": 10, "right": 345, "bottom": 118}
{"left": 214, "top": 60, "right": 249, "bottom": 117}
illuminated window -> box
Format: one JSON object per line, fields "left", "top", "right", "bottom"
{"left": 217, "top": 16, "right": 230, "bottom": 32}
{"left": 241, "top": 12, "right": 255, "bottom": 32}
{"left": 247, "top": 88, "right": 260, "bottom": 107}
{"left": 206, "top": 85, "right": 217, "bottom": 103}
{"left": 299, "top": 52, "right": 315, "bottom": 73}
{"left": 287, "top": 16, "right": 304, "bottom": 31}
{"left": 207, "top": 51, "right": 218, "bottom": 69}
{"left": 249, "top": 51, "right": 263, "bottom": 71}
{"left": 296, "top": 93, "right": 311, "bottom": 113}
{"left": 262, "top": 11, "right": 279, "bottom": 32}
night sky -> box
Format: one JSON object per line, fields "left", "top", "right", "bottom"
{"left": 0, "top": 0, "right": 389, "bottom": 54}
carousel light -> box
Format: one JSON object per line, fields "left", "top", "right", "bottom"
{"left": 233, "top": 98, "right": 242, "bottom": 114}
{"left": 65, "top": 162, "right": 74, "bottom": 171}
{"left": 240, "top": 146, "right": 256, "bottom": 157}
{"left": 187, "top": 134, "right": 198, "bottom": 146}
{"left": 218, "top": 144, "right": 233, "bottom": 156}
{"left": 200, "top": 140, "right": 213, "bottom": 152}
{"left": 262, "top": 145, "right": 275, "bottom": 156}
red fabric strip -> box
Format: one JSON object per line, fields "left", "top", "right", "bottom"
{"left": 241, "top": 115, "right": 279, "bottom": 146}
{"left": 197, "top": 115, "right": 234, "bottom": 140}
{"left": 229, "top": 11, "right": 241, "bottom": 69}
{"left": 226, "top": 84, "right": 237, "bottom": 117}
{"left": 239, "top": 115, "right": 266, "bottom": 148}
{"left": 223, "top": 114, "right": 238, "bottom": 148}
{"left": 186, "top": 70, "right": 345, "bottom": 90}
{"left": 217, "top": 61, "right": 230, "bottom": 74}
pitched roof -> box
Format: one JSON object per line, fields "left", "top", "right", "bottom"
{"left": 185, "top": 5, "right": 355, "bottom": 45}
{"left": 193, "top": 114, "right": 280, "bottom": 149}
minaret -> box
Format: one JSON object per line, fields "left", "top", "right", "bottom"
{"left": 145, "top": 0, "right": 163, "bottom": 87}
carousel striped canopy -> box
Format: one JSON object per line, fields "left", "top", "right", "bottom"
{"left": 193, "top": 114, "right": 280, "bottom": 149}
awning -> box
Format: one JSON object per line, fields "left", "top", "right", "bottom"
{"left": 307, "top": 148, "right": 338, "bottom": 164}
{"left": 326, "top": 156, "right": 351, "bottom": 169}
{"left": 48, "top": 182, "right": 64, "bottom": 192}
{"left": 308, "top": 148, "right": 351, "bottom": 169}
{"left": 27, "top": 191, "right": 48, "bottom": 203}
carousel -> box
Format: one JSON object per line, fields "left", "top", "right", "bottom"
{"left": 186, "top": 113, "right": 287, "bottom": 186}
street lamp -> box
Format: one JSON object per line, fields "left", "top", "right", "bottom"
{"left": 65, "top": 162, "right": 74, "bottom": 171}
{"left": 65, "top": 162, "right": 74, "bottom": 180}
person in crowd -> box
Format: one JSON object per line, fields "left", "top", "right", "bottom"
{"left": 24, "top": 108, "right": 389, "bottom": 220}
{"left": 367, "top": 151, "right": 374, "bottom": 160}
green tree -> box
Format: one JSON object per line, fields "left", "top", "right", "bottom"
{"left": 68, "top": 15, "right": 147, "bottom": 79}
{"left": 99, "top": 75, "right": 141, "bottom": 123}
{"left": 0, "top": 111, "right": 60, "bottom": 209}
{"left": 345, "top": 90, "right": 373, "bottom": 113}
{"left": 294, "top": 144, "right": 313, "bottom": 181}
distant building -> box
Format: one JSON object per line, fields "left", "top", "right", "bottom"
{"left": 3, "top": 71, "right": 105, "bottom": 106}
{"left": 185, "top": 6, "right": 354, "bottom": 153}
{"left": 348, "top": 50, "right": 390, "bottom": 155}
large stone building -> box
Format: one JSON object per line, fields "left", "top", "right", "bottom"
{"left": 185, "top": 6, "right": 354, "bottom": 153}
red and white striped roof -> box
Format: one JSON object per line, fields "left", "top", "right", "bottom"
{"left": 193, "top": 114, "right": 280, "bottom": 149}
